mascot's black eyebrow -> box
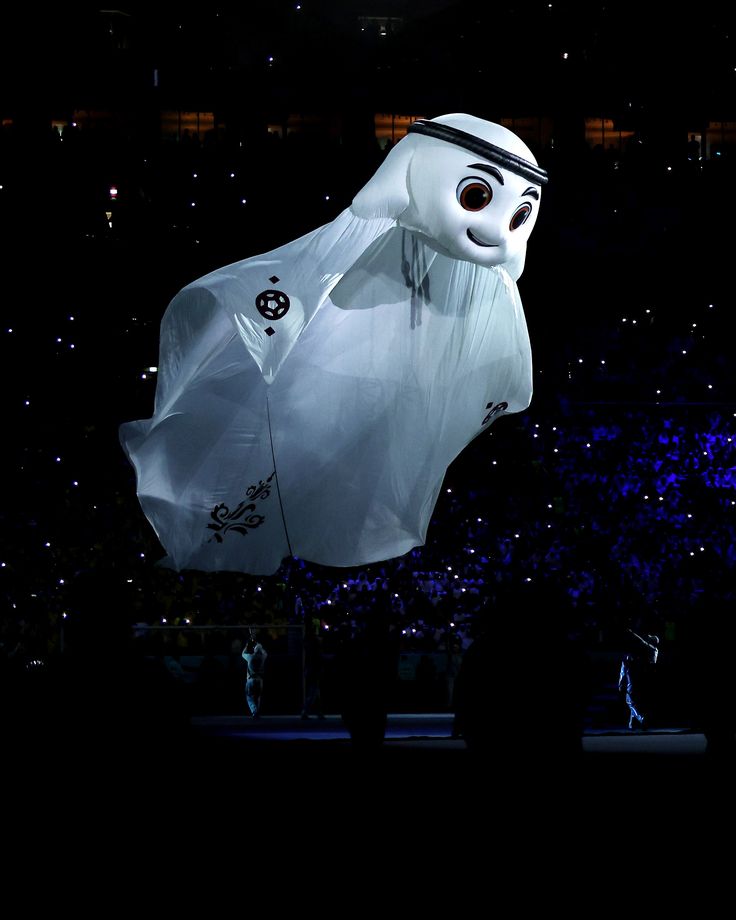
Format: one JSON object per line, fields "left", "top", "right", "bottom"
{"left": 466, "top": 167, "right": 542, "bottom": 202}
{"left": 468, "top": 162, "right": 504, "bottom": 184}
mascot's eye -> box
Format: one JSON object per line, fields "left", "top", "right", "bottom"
{"left": 456, "top": 178, "right": 493, "bottom": 211}
{"left": 510, "top": 203, "right": 532, "bottom": 231}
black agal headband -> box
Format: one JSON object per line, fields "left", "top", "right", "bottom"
{"left": 408, "top": 119, "right": 548, "bottom": 186}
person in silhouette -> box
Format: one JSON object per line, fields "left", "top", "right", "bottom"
{"left": 453, "top": 583, "right": 587, "bottom": 761}
{"left": 687, "top": 594, "right": 736, "bottom": 759}
{"left": 687, "top": 133, "right": 701, "bottom": 162}
{"left": 242, "top": 633, "right": 267, "bottom": 719}
{"left": 618, "top": 627, "right": 659, "bottom": 730}
{"left": 338, "top": 600, "right": 398, "bottom": 748}
{"left": 301, "top": 631, "right": 326, "bottom": 720}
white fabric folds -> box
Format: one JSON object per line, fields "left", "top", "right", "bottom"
{"left": 120, "top": 114, "right": 543, "bottom": 574}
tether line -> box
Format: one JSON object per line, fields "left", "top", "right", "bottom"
{"left": 266, "top": 390, "right": 294, "bottom": 557}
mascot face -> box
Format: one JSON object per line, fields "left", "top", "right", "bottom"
{"left": 405, "top": 142, "right": 542, "bottom": 266}
{"left": 351, "top": 113, "right": 547, "bottom": 274}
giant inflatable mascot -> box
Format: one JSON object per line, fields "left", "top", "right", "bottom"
{"left": 120, "top": 114, "right": 548, "bottom": 574}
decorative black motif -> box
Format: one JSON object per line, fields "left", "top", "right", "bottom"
{"left": 482, "top": 400, "right": 508, "bottom": 426}
{"left": 256, "top": 289, "right": 290, "bottom": 321}
{"left": 269, "top": 275, "right": 280, "bottom": 284}
{"left": 265, "top": 326, "right": 275, "bottom": 336}
{"left": 207, "top": 472, "right": 275, "bottom": 542}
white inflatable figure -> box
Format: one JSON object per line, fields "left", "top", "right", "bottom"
{"left": 120, "top": 114, "right": 547, "bottom": 575}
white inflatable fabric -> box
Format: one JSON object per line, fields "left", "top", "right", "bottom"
{"left": 120, "top": 114, "right": 547, "bottom": 574}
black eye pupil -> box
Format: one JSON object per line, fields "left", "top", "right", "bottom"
{"left": 459, "top": 183, "right": 491, "bottom": 210}
{"left": 510, "top": 205, "right": 531, "bottom": 230}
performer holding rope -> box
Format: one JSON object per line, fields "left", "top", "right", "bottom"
{"left": 619, "top": 628, "right": 659, "bottom": 730}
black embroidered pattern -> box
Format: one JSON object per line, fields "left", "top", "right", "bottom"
{"left": 207, "top": 472, "right": 275, "bottom": 542}
{"left": 256, "top": 289, "right": 290, "bottom": 321}
{"left": 482, "top": 401, "right": 508, "bottom": 426}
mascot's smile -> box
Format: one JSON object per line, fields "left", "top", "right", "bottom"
{"left": 466, "top": 229, "right": 498, "bottom": 247}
